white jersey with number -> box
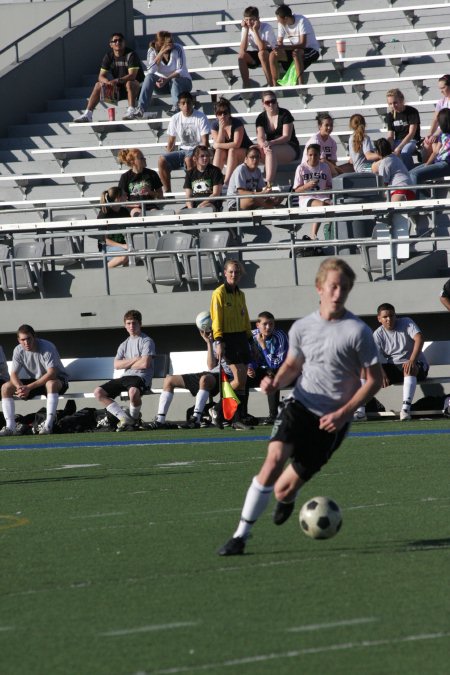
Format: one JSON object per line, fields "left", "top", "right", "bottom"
{"left": 289, "top": 310, "right": 379, "bottom": 416}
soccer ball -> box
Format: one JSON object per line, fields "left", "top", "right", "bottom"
{"left": 299, "top": 496, "right": 342, "bottom": 539}
{"left": 195, "top": 311, "right": 212, "bottom": 332}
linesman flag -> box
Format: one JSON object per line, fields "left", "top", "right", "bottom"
{"left": 220, "top": 367, "right": 240, "bottom": 420}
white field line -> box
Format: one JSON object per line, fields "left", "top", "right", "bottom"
{"left": 47, "top": 463, "right": 101, "bottom": 470}
{"left": 99, "top": 621, "right": 199, "bottom": 637}
{"left": 148, "top": 632, "right": 450, "bottom": 674}
{"left": 69, "top": 512, "right": 126, "bottom": 519}
{"left": 286, "top": 617, "right": 377, "bottom": 632}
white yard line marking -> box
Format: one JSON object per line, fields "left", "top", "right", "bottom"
{"left": 99, "top": 621, "right": 199, "bottom": 637}
{"left": 47, "top": 464, "right": 101, "bottom": 470}
{"left": 286, "top": 617, "right": 377, "bottom": 632}
{"left": 69, "top": 512, "right": 126, "bottom": 519}
{"left": 149, "top": 632, "right": 450, "bottom": 674}
{"left": 156, "top": 462, "right": 194, "bottom": 468}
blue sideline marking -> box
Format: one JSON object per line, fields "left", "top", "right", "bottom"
{"left": 0, "top": 427, "right": 448, "bottom": 452}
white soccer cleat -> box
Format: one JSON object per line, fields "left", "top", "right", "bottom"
{"left": 353, "top": 410, "right": 367, "bottom": 422}
{"left": 399, "top": 409, "right": 411, "bottom": 421}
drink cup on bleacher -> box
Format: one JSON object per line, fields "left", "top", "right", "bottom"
{"left": 107, "top": 108, "right": 115, "bottom": 121}
{"left": 336, "top": 40, "right": 346, "bottom": 59}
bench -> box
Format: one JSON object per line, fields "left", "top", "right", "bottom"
{"left": 334, "top": 48, "right": 450, "bottom": 76}
{"left": 0, "top": 169, "right": 125, "bottom": 196}
{"left": 183, "top": 25, "right": 450, "bottom": 63}
{"left": 215, "top": 3, "right": 450, "bottom": 29}
{"left": 8, "top": 355, "right": 170, "bottom": 402}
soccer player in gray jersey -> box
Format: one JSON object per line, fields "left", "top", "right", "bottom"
{"left": 218, "top": 258, "right": 383, "bottom": 556}
{"left": 0, "top": 325, "right": 69, "bottom": 436}
{"left": 94, "top": 310, "right": 155, "bottom": 431}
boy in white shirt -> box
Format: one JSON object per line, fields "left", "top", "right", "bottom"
{"left": 293, "top": 144, "right": 332, "bottom": 239}
{"left": 269, "top": 4, "right": 320, "bottom": 85}
{"left": 238, "top": 6, "right": 277, "bottom": 87}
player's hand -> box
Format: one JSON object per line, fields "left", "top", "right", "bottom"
{"left": 319, "top": 410, "right": 348, "bottom": 432}
{"left": 247, "top": 367, "right": 255, "bottom": 378}
{"left": 256, "top": 332, "right": 266, "bottom": 348}
{"left": 16, "top": 385, "right": 30, "bottom": 399}
{"left": 156, "top": 77, "right": 167, "bottom": 88}
{"left": 403, "top": 359, "right": 417, "bottom": 376}
{"left": 200, "top": 330, "right": 211, "bottom": 343}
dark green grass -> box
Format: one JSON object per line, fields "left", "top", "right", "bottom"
{"left": 0, "top": 420, "right": 449, "bottom": 675}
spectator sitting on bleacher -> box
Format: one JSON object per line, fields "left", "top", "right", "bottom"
{"left": 364, "top": 303, "right": 428, "bottom": 422}
{"left": 256, "top": 91, "right": 300, "bottom": 188}
{"left": 372, "top": 138, "right": 415, "bottom": 202}
{"left": 302, "top": 112, "right": 350, "bottom": 178}
{"left": 150, "top": 328, "right": 233, "bottom": 430}
{"left": 238, "top": 6, "right": 277, "bottom": 88}
{"left": 0, "top": 325, "right": 69, "bottom": 436}
{"left": 183, "top": 145, "right": 223, "bottom": 211}
{"left": 293, "top": 144, "right": 332, "bottom": 240}
{"left": 422, "top": 75, "right": 450, "bottom": 161}
{"left": 97, "top": 187, "right": 130, "bottom": 268}
{"left": 409, "top": 109, "right": 450, "bottom": 196}
{"left": 211, "top": 97, "right": 252, "bottom": 188}
{"left": 118, "top": 148, "right": 163, "bottom": 216}
{"left": 158, "top": 91, "right": 210, "bottom": 193}
{"left": 129, "top": 31, "right": 192, "bottom": 120}
{"left": 94, "top": 310, "right": 155, "bottom": 432}
{"left": 348, "top": 114, "right": 380, "bottom": 173}
{"left": 385, "top": 88, "right": 421, "bottom": 171}
{"left": 269, "top": 4, "right": 319, "bottom": 86}
{"left": 74, "top": 32, "right": 144, "bottom": 123}
{"left": 0, "top": 345, "right": 9, "bottom": 390}
{"left": 440, "top": 279, "right": 450, "bottom": 311}
{"left": 227, "top": 146, "right": 284, "bottom": 210}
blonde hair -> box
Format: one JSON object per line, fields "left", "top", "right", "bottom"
{"left": 150, "top": 31, "right": 172, "bottom": 50}
{"left": 117, "top": 148, "right": 144, "bottom": 167}
{"left": 315, "top": 257, "right": 356, "bottom": 289}
{"left": 100, "top": 186, "right": 122, "bottom": 214}
{"left": 349, "top": 114, "right": 366, "bottom": 153}
{"left": 386, "top": 88, "right": 404, "bottom": 101}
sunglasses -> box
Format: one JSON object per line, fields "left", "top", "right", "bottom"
{"left": 264, "top": 99, "right": 277, "bottom": 105}
{"left": 216, "top": 111, "right": 229, "bottom": 116}
{"left": 110, "top": 38, "right": 123, "bottom": 44}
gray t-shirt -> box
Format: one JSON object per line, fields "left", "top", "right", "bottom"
{"left": 0, "top": 346, "right": 9, "bottom": 382}
{"left": 12, "top": 338, "right": 68, "bottom": 381}
{"left": 373, "top": 317, "right": 427, "bottom": 366}
{"left": 348, "top": 132, "right": 375, "bottom": 173}
{"left": 227, "top": 163, "right": 265, "bottom": 210}
{"left": 377, "top": 154, "right": 413, "bottom": 188}
{"left": 289, "top": 310, "right": 379, "bottom": 416}
{"left": 116, "top": 332, "right": 155, "bottom": 386}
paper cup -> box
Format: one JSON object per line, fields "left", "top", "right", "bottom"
{"left": 336, "top": 40, "right": 346, "bottom": 58}
{"left": 107, "top": 107, "right": 115, "bottom": 121}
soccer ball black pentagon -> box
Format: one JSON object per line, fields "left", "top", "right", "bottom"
{"left": 299, "top": 496, "right": 342, "bottom": 539}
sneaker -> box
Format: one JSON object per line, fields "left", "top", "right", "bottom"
{"left": 166, "top": 106, "right": 178, "bottom": 116}
{"left": 261, "top": 416, "right": 275, "bottom": 426}
{"left": 400, "top": 409, "right": 411, "bottom": 421}
{"left": 232, "top": 420, "right": 253, "bottom": 431}
{"left": 74, "top": 111, "right": 93, "bottom": 123}
{"left": 242, "top": 414, "right": 258, "bottom": 426}
{"left": 0, "top": 426, "right": 16, "bottom": 436}
{"left": 145, "top": 418, "right": 178, "bottom": 430}
{"left": 122, "top": 106, "right": 139, "bottom": 120}
{"left": 116, "top": 418, "right": 136, "bottom": 432}
{"left": 133, "top": 106, "right": 144, "bottom": 119}
{"left": 353, "top": 410, "right": 367, "bottom": 422}
{"left": 217, "top": 536, "right": 246, "bottom": 556}
{"left": 179, "top": 416, "right": 201, "bottom": 429}
{"left": 272, "top": 500, "right": 295, "bottom": 526}
{"left": 209, "top": 406, "right": 223, "bottom": 430}
{"left": 38, "top": 425, "right": 53, "bottom": 435}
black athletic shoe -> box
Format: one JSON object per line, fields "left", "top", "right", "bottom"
{"left": 179, "top": 416, "right": 201, "bottom": 429}
{"left": 232, "top": 420, "right": 253, "bottom": 431}
{"left": 145, "top": 419, "right": 178, "bottom": 430}
{"left": 217, "top": 536, "right": 246, "bottom": 556}
{"left": 272, "top": 501, "right": 295, "bottom": 526}
{"left": 262, "top": 416, "right": 276, "bottom": 426}
{"left": 242, "top": 414, "right": 259, "bottom": 426}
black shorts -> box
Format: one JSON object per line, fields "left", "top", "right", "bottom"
{"left": 279, "top": 47, "right": 319, "bottom": 71}
{"left": 270, "top": 398, "right": 349, "bottom": 482}
{"left": 100, "top": 375, "right": 147, "bottom": 398}
{"left": 383, "top": 362, "right": 429, "bottom": 384}
{"left": 19, "top": 378, "right": 69, "bottom": 399}
{"left": 222, "top": 332, "right": 251, "bottom": 365}
{"left": 246, "top": 50, "right": 271, "bottom": 68}
{"left": 182, "top": 372, "right": 219, "bottom": 397}
{"left": 117, "top": 83, "right": 140, "bottom": 101}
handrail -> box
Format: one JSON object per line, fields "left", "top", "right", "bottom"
{"left": 0, "top": 0, "right": 94, "bottom": 65}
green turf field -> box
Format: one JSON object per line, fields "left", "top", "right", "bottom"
{"left": 1, "top": 420, "right": 449, "bottom": 675}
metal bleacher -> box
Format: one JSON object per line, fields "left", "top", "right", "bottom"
{"left": 0, "top": 0, "right": 448, "bottom": 344}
